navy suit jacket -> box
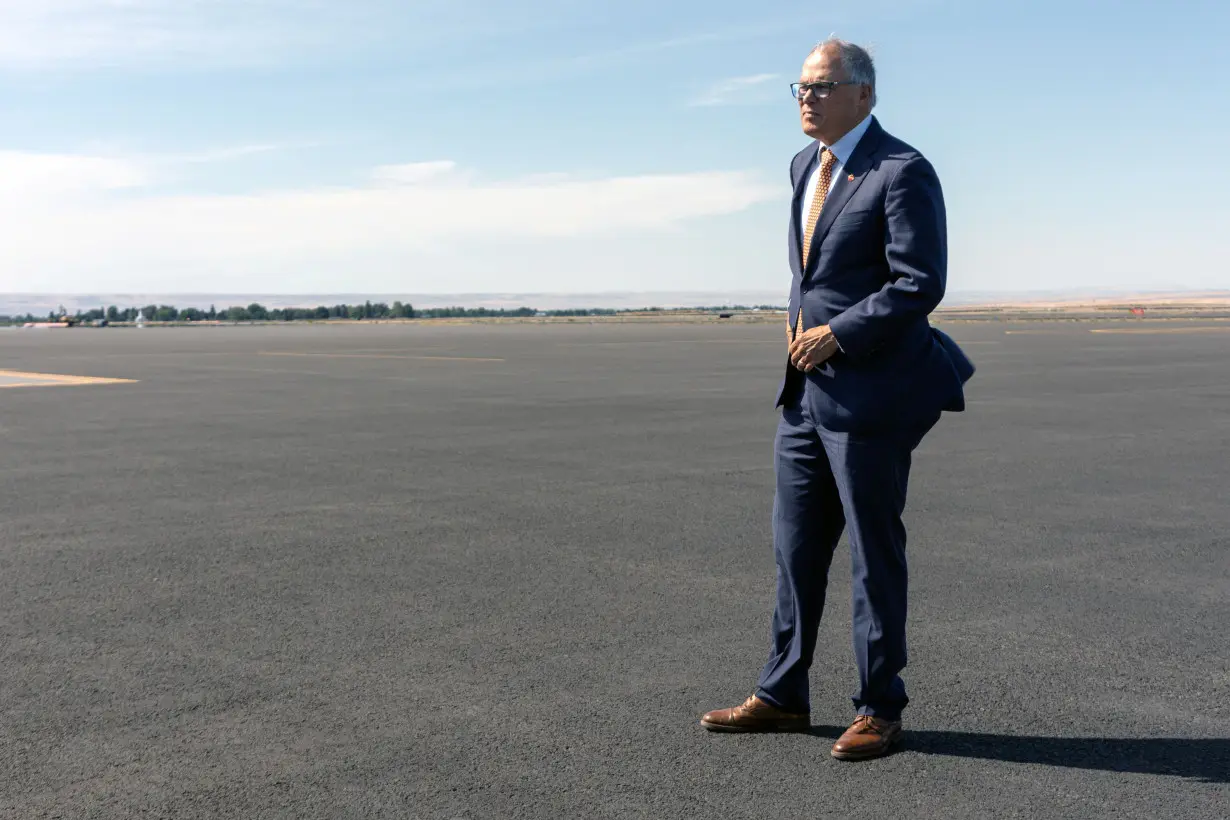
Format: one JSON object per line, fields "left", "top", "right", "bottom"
{"left": 779, "top": 117, "right": 975, "bottom": 433}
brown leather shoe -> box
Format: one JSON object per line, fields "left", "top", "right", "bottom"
{"left": 830, "top": 715, "right": 903, "bottom": 760}
{"left": 700, "top": 695, "right": 809, "bottom": 733}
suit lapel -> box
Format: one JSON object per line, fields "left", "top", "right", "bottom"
{"left": 789, "top": 146, "right": 820, "bottom": 277}
{"left": 803, "top": 118, "right": 884, "bottom": 278}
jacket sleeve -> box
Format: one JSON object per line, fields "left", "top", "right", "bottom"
{"left": 827, "top": 156, "right": 947, "bottom": 358}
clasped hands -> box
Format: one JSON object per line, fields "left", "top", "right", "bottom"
{"left": 787, "top": 323, "right": 840, "bottom": 372}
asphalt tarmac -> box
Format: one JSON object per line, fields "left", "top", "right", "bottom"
{"left": 2, "top": 320, "right": 1227, "bottom": 819}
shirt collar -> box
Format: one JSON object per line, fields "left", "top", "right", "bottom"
{"left": 819, "top": 114, "right": 873, "bottom": 166}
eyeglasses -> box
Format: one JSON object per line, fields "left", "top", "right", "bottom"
{"left": 790, "top": 81, "right": 861, "bottom": 100}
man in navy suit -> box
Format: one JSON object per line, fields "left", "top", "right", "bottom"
{"left": 701, "top": 38, "right": 974, "bottom": 761}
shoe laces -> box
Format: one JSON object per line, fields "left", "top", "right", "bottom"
{"left": 853, "top": 715, "right": 883, "bottom": 734}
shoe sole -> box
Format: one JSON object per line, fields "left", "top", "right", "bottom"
{"left": 700, "top": 719, "right": 809, "bottom": 733}
{"left": 830, "top": 733, "right": 903, "bottom": 761}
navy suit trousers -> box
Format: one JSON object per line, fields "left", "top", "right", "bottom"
{"left": 756, "top": 378, "right": 939, "bottom": 721}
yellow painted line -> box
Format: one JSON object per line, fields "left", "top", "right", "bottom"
{"left": 0, "top": 369, "right": 137, "bottom": 388}
{"left": 1089, "top": 327, "right": 1230, "bottom": 335}
{"left": 258, "top": 351, "right": 505, "bottom": 363}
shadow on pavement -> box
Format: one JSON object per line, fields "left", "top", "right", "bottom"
{"left": 805, "top": 726, "right": 1229, "bottom": 783}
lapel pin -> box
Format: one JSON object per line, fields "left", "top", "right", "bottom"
{"left": 848, "top": 174, "right": 855, "bottom": 181}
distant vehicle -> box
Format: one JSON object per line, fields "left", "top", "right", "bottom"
{"left": 20, "top": 315, "right": 110, "bottom": 329}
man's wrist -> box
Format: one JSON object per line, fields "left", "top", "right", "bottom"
{"left": 823, "top": 324, "right": 845, "bottom": 354}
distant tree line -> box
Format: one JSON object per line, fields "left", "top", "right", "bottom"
{"left": 0, "top": 301, "right": 731, "bottom": 325}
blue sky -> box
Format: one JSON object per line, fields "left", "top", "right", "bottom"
{"left": 1, "top": 0, "right": 1228, "bottom": 296}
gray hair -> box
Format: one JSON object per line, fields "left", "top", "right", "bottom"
{"left": 811, "top": 37, "right": 877, "bottom": 108}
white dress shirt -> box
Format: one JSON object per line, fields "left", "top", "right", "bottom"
{"left": 798, "top": 113, "right": 874, "bottom": 231}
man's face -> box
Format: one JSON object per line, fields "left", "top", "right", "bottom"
{"left": 798, "top": 47, "right": 869, "bottom": 143}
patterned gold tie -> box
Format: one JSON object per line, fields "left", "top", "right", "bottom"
{"left": 795, "top": 148, "right": 838, "bottom": 338}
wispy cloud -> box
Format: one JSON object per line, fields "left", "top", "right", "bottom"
{"left": 507, "top": 17, "right": 795, "bottom": 85}
{"left": 0, "top": 1, "right": 703, "bottom": 73}
{"left": 167, "top": 144, "right": 297, "bottom": 165}
{"left": 0, "top": 143, "right": 314, "bottom": 199}
{"left": 0, "top": 149, "right": 782, "bottom": 291}
{"left": 566, "top": 25, "right": 778, "bottom": 68}
{"left": 371, "top": 161, "right": 462, "bottom": 186}
{"left": 689, "top": 73, "right": 780, "bottom": 107}
{"left": 0, "top": 2, "right": 792, "bottom": 83}
{"left": 0, "top": 0, "right": 359, "bottom": 69}
{"left": 0, "top": 150, "right": 149, "bottom": 199}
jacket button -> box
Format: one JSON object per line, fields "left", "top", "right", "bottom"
{"left": 801, "top": 285, "right": 810, "bottom": 293}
